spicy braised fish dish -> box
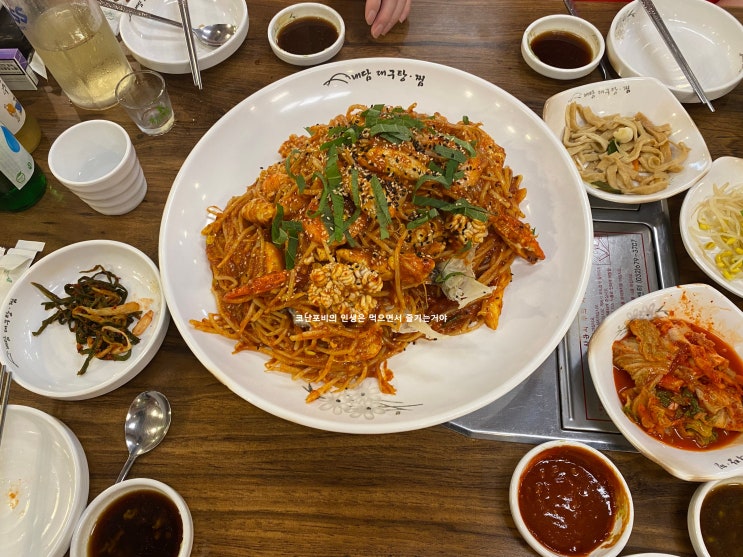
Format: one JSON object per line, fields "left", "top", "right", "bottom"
{"left": 613, "top": 317, "right": 743, "bottom": 448}
{"left": 192, "top": 104, "right": 544, "bottom": 401}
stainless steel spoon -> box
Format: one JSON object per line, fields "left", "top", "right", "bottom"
{"left": 99, "top": 0, "right": 236, "bottom": 47}
{"left": 116, "top": 391, "right": 172, "bottom": 483}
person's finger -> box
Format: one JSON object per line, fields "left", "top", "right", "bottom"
{"left": 366, "top": 0, "right": 381, "bottom": 25}
{"left": 399, "top": 0, "right": 411, "bottom": 22}
{"left": 373, "top": 0, "right": 411, "bottom": 37}
{"left": 371, "top": 0, "right": 404, "bottom": 37}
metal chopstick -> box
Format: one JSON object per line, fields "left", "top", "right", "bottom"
{"left": 100, "top": 0, "right": 187, "bottom": 30}
{"left": 638, "top": 0, "right": 714, "bottom": 111}
{"left": 0, "top": 365, "right": 11, "bottom": 449}
{"left": 177, "top": 0, "right": 203, "bottom": 89}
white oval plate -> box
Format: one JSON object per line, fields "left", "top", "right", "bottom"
{"left": 159, "top": 57, "right": 593, "bottom": 434}
{"left": 0, "top": 240, "right": 169, "bottom": 400}
{"left": 0, "top": 405, "right": 89, "bottom": 557}
{"left": 120, "top": 0, "right": 249, "bottom": 74}
{"left": 588, "top": 283, "right": 743, "bottom": 481}
{"left": 543, "top": 76, "right": 711, "bottom": 204}
{"left": 680, "top": 156, "right": 743, "bottom": 299}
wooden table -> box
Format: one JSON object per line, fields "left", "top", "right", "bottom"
{"left": 4, "top": 1, "right": 743, "bottom": 555}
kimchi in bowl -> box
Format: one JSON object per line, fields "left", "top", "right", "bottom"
{"left": 588, "top": 283, "right": 743, "bottom": 481}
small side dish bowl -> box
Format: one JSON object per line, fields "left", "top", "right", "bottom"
{"left": 680, "top": 156, "right": 743, "bottom": 299}
{"left": 268, "top": 3, "right": 345, "bottom": 66}
{"left": 688, "top": 476, "right": 743, "bottom": 557}
{"left": 0, "top": 240, "right": 169, "bottom": 400}
{"left": 119, "top": 0, "right": 249, "bottom": 74}
{"left": 543, "top": 76, "right": 711, "bottom": 204}
{"left": 521, "top": 14, "right": 605, "bottom": 80}
{"left": 509, "top": 439, "right": 633, "bottom": 557}
{"left": 607, "top": 0, "right": 743, "bottom": 103}
{"left": 69, "top": 478, "right": 193, "bottom": 557}
{"left": 588, "top": 283, "right": 743, "bottom": 481}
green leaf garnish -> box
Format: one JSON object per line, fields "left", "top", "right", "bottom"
{"left": 370, "top": 176, "right": 392, "bottom": 239}
{"left": 285, "top": 150, "right": 307, "bottom": 193}
{"left": 413, "top": 195, "right": 488, "bottom": 221}
{"left": 406, "top": 208, "right": 439, "bottom": 229}
{"left": 270, "top": 204, "right": 303, "bottom": 270}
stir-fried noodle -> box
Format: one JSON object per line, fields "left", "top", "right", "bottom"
{"left": 191, "top": 104, "right": 544, "bottom": 401}
{"left": 562, "top": 102, "right": 689, "bottom": 195}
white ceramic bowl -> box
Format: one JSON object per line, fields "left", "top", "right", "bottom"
{"left": 69, "top": 478, "right": 193, "bottom": 557}
{"left": 688, "top": 476, "right": 743, "bottom": 557}
{"left": 268, "top": 3, "right": 345, "bottom": 66}
{"left": 588, "top": 283, "right": 743, "bottom": 481}
{"left": 0, "top": 405, "right": 89, "bottom": 557}
{"left": 119, "top": 0, "right": 249, "bottom": 74}
{"left": 0, "top": 240, "right": 169, "bottom": 400}
{"left": 680, "top": 156, "right": 743, "bottom": 299}
{"left": 521, "top": 14, "right": 605, "bottom": 80}
{"left": 509, "top": 440, "right": 633, "bottom": 557}
{"left": 543, "top": 76, "right": 711, "bottom": 204}
{"left": 607, "top": 0, "right": 743, "bottom": 103}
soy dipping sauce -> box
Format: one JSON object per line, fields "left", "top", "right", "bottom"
{"left": 88, "top": 489, "right": 183, "bottom": 557}
{"left": 277, "top": 16, "right": 339, "bottom": 55}
{"left": 530, "top": 30, "right": 593, "bottom": 69}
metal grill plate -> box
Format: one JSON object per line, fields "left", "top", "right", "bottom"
{"left": 446, "top": 199, "right": 678, "bottom": 451}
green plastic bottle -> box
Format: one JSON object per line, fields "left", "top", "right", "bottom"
{"left": 0, "top": 123, "right": 46, "bottom": 211}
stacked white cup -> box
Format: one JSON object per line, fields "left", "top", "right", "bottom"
{"left": 48, "top": 120, "right": 147, "bottom": 215}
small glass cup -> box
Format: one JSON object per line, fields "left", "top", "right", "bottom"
{"left": 115, "top": 70, "right": 175, "bottom": 136}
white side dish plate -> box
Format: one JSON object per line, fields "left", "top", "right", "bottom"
{"left": 0, "top": 240, "right": 169, "bottom": 400}
{"left": 119, "top": 0, "right": 249, "bottom": 74}
{"left": 543, "top": 77, "right": 711, "bottom": 204}
{"left": 680, "top": 156, "right": 743, "bottom": 299}
{"left": 0, "top": 405, "right": 89, "bottom": 557}
{"left": 588, "top": 284, "right": 743, "bottom": 481}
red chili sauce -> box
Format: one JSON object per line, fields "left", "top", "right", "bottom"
{"left": 614, "top": 321, "right": 743, "bottom": 451}
{"left": 518, "top": 445, "right": 623, "bottom": 556}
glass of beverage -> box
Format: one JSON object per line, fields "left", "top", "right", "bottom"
{"left": 115, "top": 70, "right": 175, "bottom": 136}
{"left": 2, "top": 0, "right": 132, "bottom": 111}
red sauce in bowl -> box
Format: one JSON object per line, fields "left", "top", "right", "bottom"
{"left": 517, "top": 444, "right": 626, "bottom": 556}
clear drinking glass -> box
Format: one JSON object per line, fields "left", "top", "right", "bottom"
{"left": 2, "top": 0, "right": 132, "bottom": 110}
{"left": 115, "top": 70, "right": 175, "bottom": 136}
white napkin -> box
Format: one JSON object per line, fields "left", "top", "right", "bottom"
{"left": 0, "top": 240, "right": 44, "bottom": 306}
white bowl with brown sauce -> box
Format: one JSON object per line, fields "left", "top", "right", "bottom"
{"left": 688, "top": 475, "right": 743, "bottom": 557}
{"left": 70, "top": 478, "right": 193, "bottom": 557}
{"left": 543, "top": 76, "right": 711, "bottom": 204}
{"left": 521, "top": 14, "right": 605, "bottom": 80}
{"left": 509, "top": 439, "right": 633, "bottom": 557}
{"left": 588, "top": 283, "right": 743, "bottom": 482}
{"left": 268, "top": 3, "right": 345, "bottom": 66}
